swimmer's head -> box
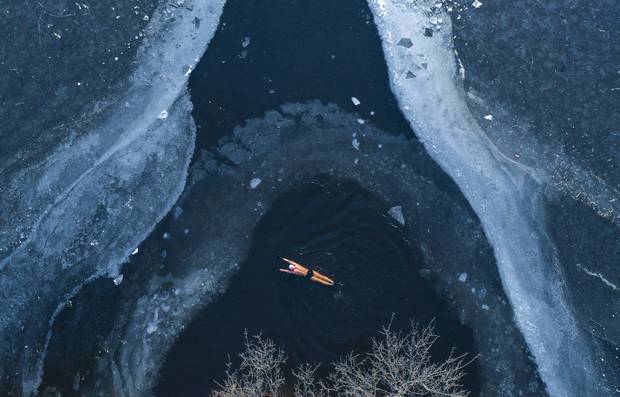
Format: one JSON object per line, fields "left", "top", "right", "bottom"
{"left": 288, "top": 264, "right": 295, "bottom": 271}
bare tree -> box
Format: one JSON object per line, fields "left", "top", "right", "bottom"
{"left": 212, "top": 332, "right": 286, "bottom": 397}
{"left": 211, "top": 322, "right": 471, "bottom": 397}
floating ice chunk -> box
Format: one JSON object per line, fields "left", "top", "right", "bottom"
{"left": 249, "top": 178, "right": 262, "bottom": 189}
{"left": 481, "top": 304, "right": 490, "bottom": 311}
{"left": 162, "top": 232, "right": 171, "bottom": 240}
{"left": 356, "top": 118, "right": 365, "bottom": 125}
{"left": 131, "top": 248, "right": 139, "bottom": 255}
{"left": 146, "top": 324, "right": 157, "bottom": 334}
{"left": 113, "top": 274, "right": 124, "bottom": 286}
{"left": 458, "top": 272, "right": 468, "bottom": 282}
{"left": 351, "top": 97, "right": 361, "bottom": 106}
{"left": 388, "top": 206, "right": 405, "bottom": 225}
{"left": 157, "top": 110, "right": 168, "bottom": 119}
{"left": 472, "top": 0, "right": 482, "bottom": 8}
{"left": 484, "top": 114, "right": 493, "bottom": 121}
{"left": 241, "top": 36, "right": 251, "bottom": 48}
{"left": 352, "top": 138, "right": 360, "bottom": 150}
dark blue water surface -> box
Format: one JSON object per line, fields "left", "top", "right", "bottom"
{"left": 156, "top": 177, "right": 479, "bottom": 396}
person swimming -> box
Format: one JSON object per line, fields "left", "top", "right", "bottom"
{"left": 278, "top": 257, "right": 334, "bottom": 286}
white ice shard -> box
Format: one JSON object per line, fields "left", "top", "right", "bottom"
{"left": 388, "top": 205, "right": 405, "bottom": 225}
{"left": 367, "top": 0, "right": 607, "bottom": 395}
{"left": 250, "top": 177, "right": 262, "bottom": 188}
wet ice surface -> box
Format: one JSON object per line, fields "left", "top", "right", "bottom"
{"left": 367, "top": 0, "right": 619, "bottom": 395}
{"left": 1, "top": 0, "right": 618, "bottom": 396}
{"left": 0, "top": 0, "right": 226, "bottom": 394}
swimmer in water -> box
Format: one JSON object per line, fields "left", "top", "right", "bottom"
{"left": 278, "top": 257, "right": 334, "bottom": 287}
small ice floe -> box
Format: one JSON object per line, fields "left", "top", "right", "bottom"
{"left": 419, "top": 268, "right": 432, "bottom": 280}
{"left": 481, "top": 304, "right": 490, "bottom": 311}
{"left": 397, "top": 38, "right": 413, "bottom": 48}
{"left": 356, "top": 118, "right": 365, "bottom": 125}
{"left": 354, "top": 158, "right": 359, "bottom": 165}
{"left": 173, "top": 206, "right": 183, "bottom": 220}
{"left": 183, "top": 228, "right": 189, "bottom": 234}
{"left": 388, "top": 206, "right": 405, "bottom": 225}
{"left": 484, "top": 114, "right": 493, "bottom": 121}
{"left": 157, "top": 110, "right": 168, "bottom": 120}
{"left": 162, "top": 232, "right": 171, "bottom": 240}
{"left": 241, "top": 36, "right": 251, "bottom": 48}
{"left": 472, "top": 0, "right": 482, "bottom": 8}
{"left": 143, "top": 15, "right": 149, "bottom": 21}
{"left": 458, "top": 272, "right": 468, "bottom": 282}
{"left": 146, "top": 324, "right": 157, "bottom": 334}
{"left": 352, "top": 138, "right": 360, "bottom": 150}
{"left": 131, "top": 247, "right": 139, "bottom": 255}
{"left": 370, "top": 110, "right": 375, "bottom": 115}
{"left": 249, "top": 177, "right": 262, "bottom": 189}
{"left": 112, "top": 274, "right": 124, "bottom": 286}
{"left": 351, "top": 96, "right": 361, "bottom": 106}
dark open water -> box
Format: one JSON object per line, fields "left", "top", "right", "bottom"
{"left": 156, "top": 177, "right": 478, "bottom": 396}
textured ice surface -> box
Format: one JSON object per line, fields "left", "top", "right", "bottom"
{"left": 0, "top": 0, "right": 226, "bottom": 394}
{"left": 66, "top": 102, "right": 542, "bottom": 396}
{"left": 367, "top": 0, "right": 618, "bottom": 395}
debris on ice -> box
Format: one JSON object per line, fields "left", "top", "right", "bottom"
{"left": 351, "top": 97, "right": 361, "bottom": 106}
{"left": 472, "top": 0, "right": 482, "bottom": 8}
{"left": 249, "top": 178, "right": 262, "bottom": 189}
{"left": 484, "top": 114, "right": 493, "bottom": 121}
{"left": 388, "top": 206, "right": 405, "bottom": 225}
{"left": 157, "top": 110, "right": 168, "bottom": 120}
{"left": 397, "top": 38, "right": 413, "bottom": 48}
